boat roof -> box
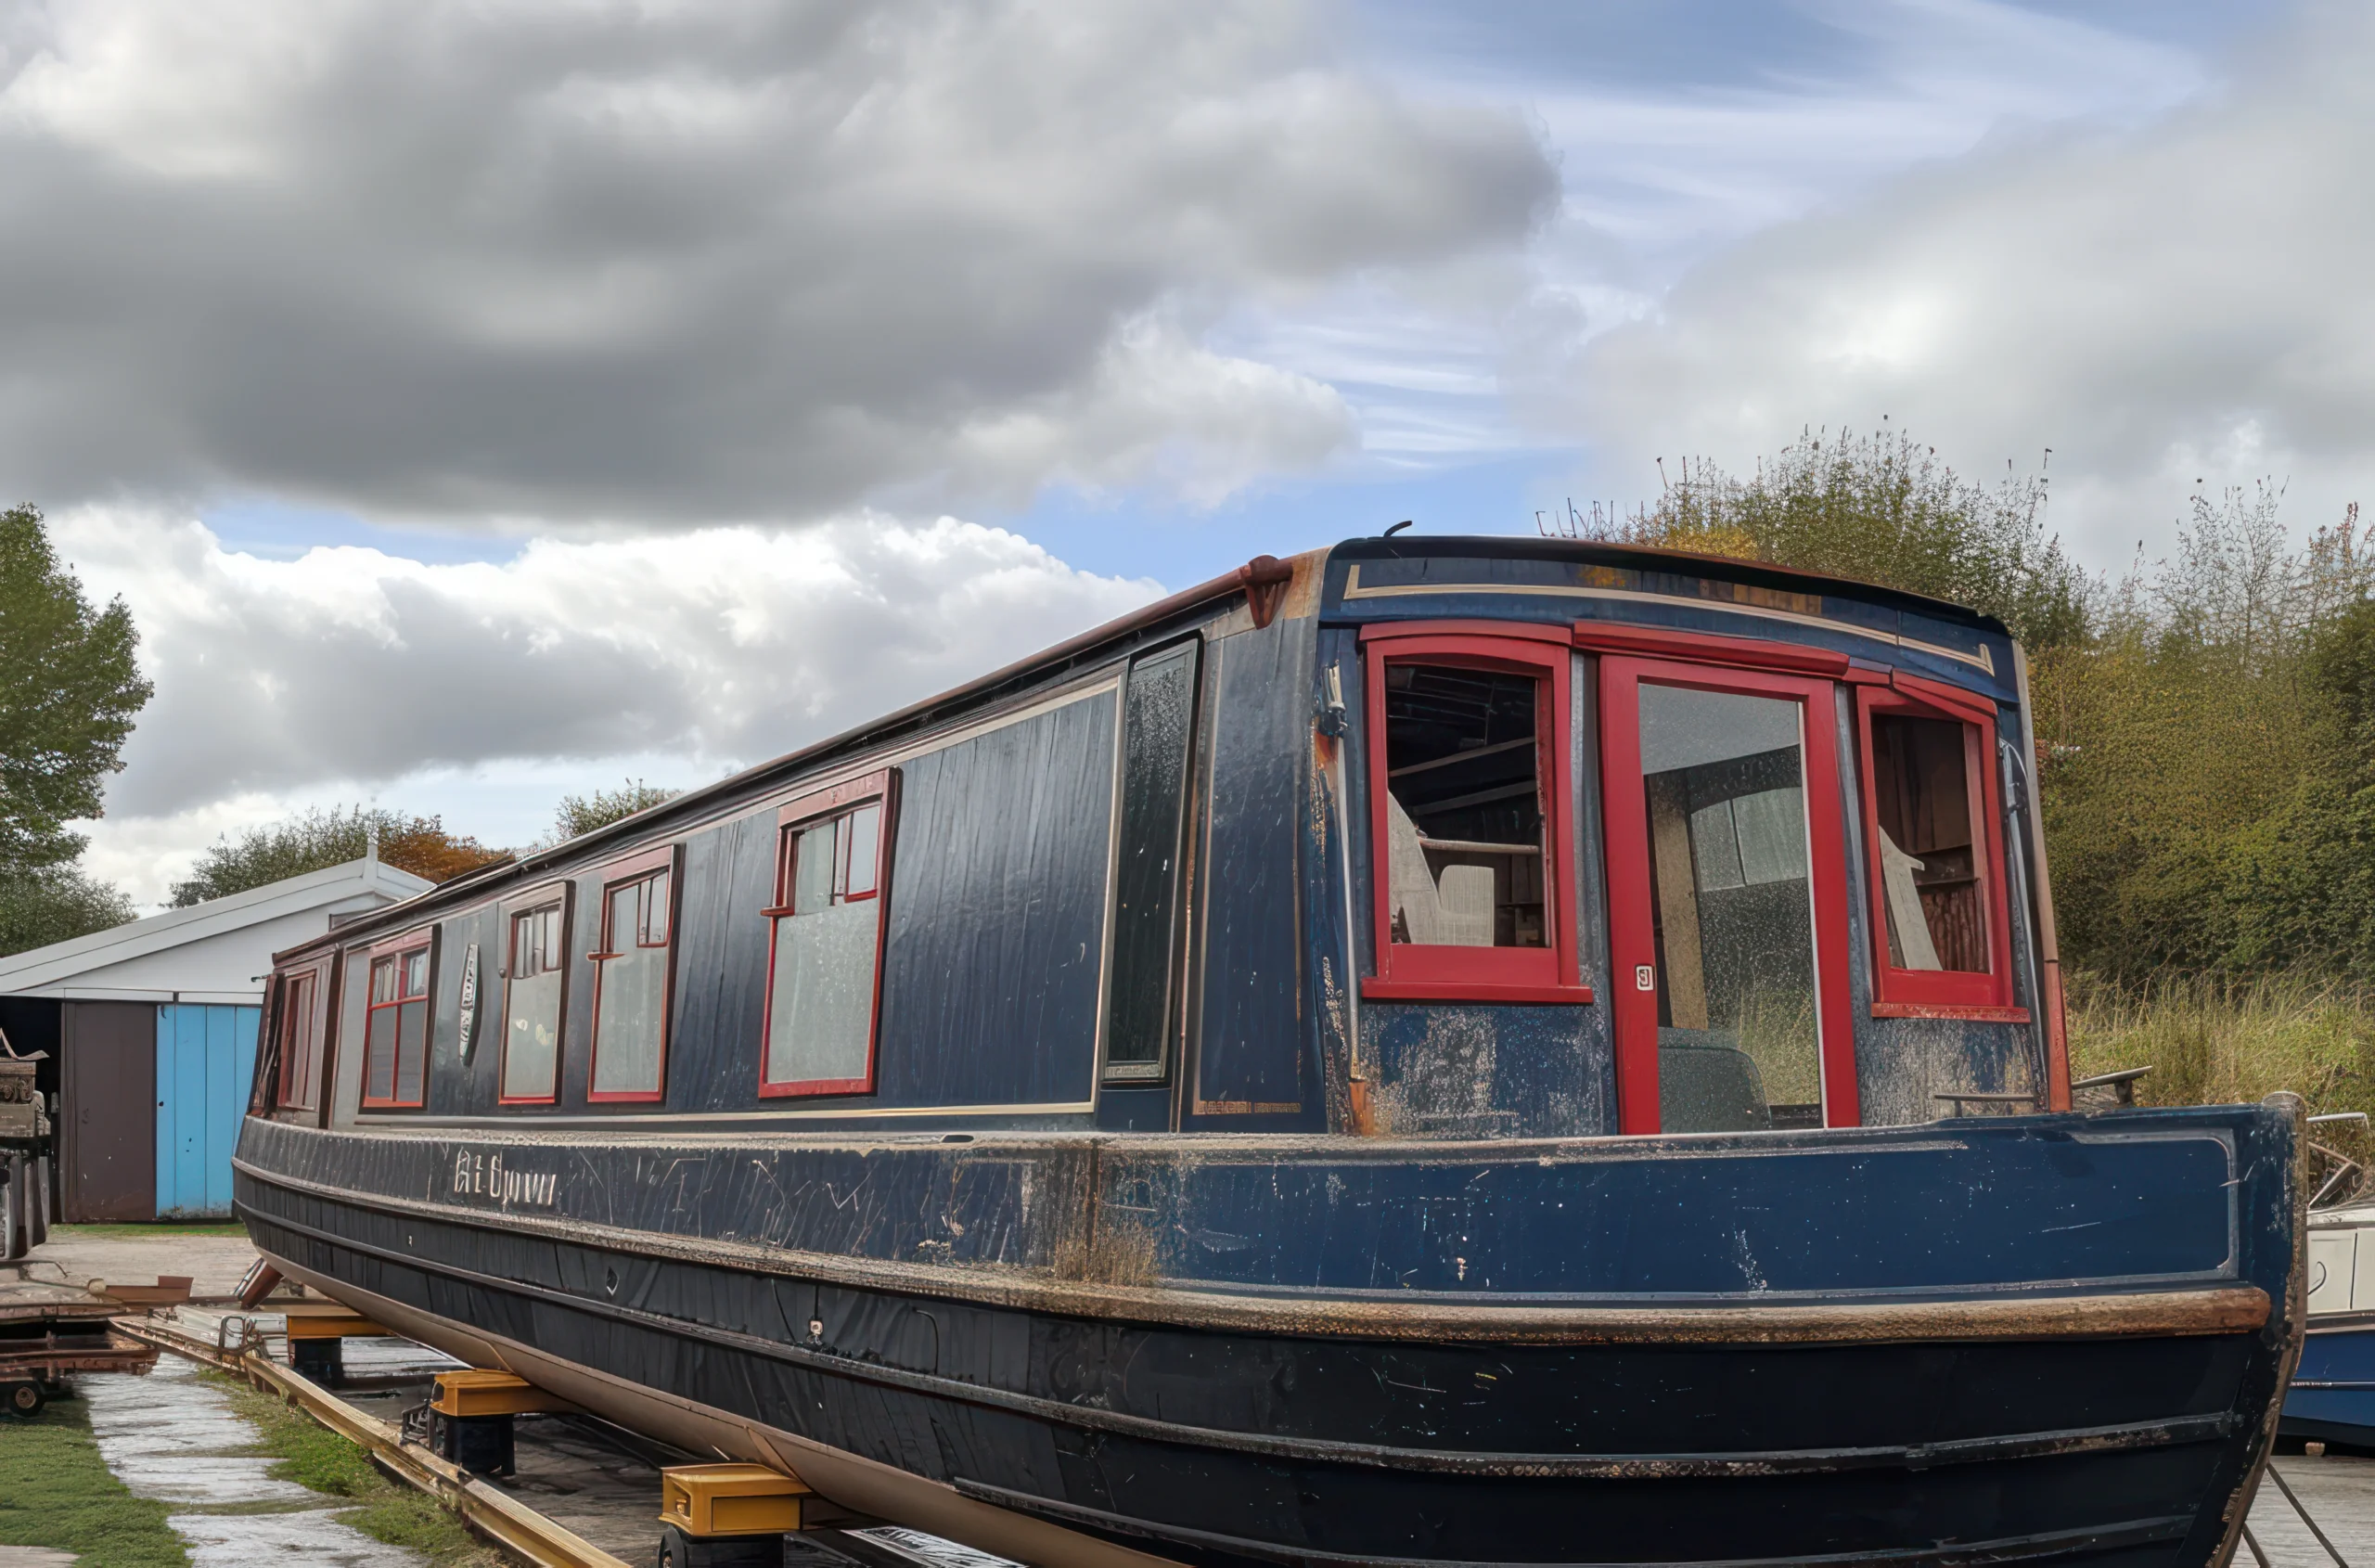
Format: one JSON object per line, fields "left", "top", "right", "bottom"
{"left": 274, "top": 534, "right": 2013, "bottom": 965}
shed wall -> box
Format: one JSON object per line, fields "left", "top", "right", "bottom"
{"left": 155, "top": 1003, "right": 259, "bottom": 1217}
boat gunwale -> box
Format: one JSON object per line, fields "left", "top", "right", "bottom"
{"left": 233, "top": 1151, "right": 2269, "bottom": 1347}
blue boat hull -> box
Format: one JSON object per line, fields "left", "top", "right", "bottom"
{"left": 2282, "top": 1319, "right": 2375, "bottom": 1446}
{"left": 234, "top": 1102, "right": 2303, "bottom": 1568}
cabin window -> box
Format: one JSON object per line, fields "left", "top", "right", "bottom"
{"left": 1360, "top": 627, "right": 1585, "bottom": 1002}
{"left": 276, "top": 970, "right": 320, "bottom": 1112}
{"left": 500, "top": 891, "right": 568, "bottom": 1104}
{"left": 361, "top": 937, "right": 431, "bottom": 1109}
{"left": 761, "top": 770, "right": 895, "bottom": 1098}
{"left": 588, "top": 846, "right": 676, "bottom": 1102}
{"left": 1855, "top": 686, "right": 2020, "bottom": 1017}
{"left": 1104, "top": 641, "right": 1200, "bottom": 1083}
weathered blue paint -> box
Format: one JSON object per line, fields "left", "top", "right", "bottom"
{"left": 876, "top": 688, "right": 1116, "bottom": 1108}
{"left": 155, "top": 1002, "right": 259, "bottom": 1217}
{"left": 1189, "top": 615, "right": 1320, "bottom": 1127}
{"left": 239, "top": 1101, "right": 2281, "bottom": 1307}
{"left": 1321, "top": 543, "right": 2020, "bottom": 705}
{"left": 2284, "top": 1324, "right": 2375, "bottom": 1445}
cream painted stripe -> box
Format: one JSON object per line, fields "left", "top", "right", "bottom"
{"left": 353, "top": 1099, "right": 1095, "bottom": 1127}
{"left": 1341, "top": 564, "right": 1996, "bottom": 675}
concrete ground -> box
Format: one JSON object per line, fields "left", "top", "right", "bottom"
{"left": 29, "top": 1225, "right": 262, "bottom": 1300}
{"left": 2250, "top": 1452, "right": 2375, "bottom": 1567}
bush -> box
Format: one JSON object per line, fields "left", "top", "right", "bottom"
{"left": 549, "top": 779, "right": 680, "bottom": 842}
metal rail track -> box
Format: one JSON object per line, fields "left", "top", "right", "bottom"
{"left": 111, "top": 1313, "right": 635, "bottom": 1568}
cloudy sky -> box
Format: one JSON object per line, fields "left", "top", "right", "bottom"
{"left": 2, "top": 0, "right": 2350, "bottom": 905}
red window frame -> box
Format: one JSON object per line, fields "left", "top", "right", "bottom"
{"left": 1599, "top": 656, "right": 1860, "bottom": 1134}
{"left": 274, "top": 967, "right": 321, "bottom": 1112}
{"left": 359, "top": 932, "right": 433, "bottom": 1111}
{"left": 585, "top": 843, "right": 679, "bottom": 1105}
{"left": 759, "top": 769, "right": 897, "bottom": 1099}
{"left": 1358, "top": 623, "right": 1588, "bottom": 1004}
{"left": 1853, "top": 680, "right": 2024, "bottom": 1021}
{"left": 496, "top": 881, "right": 571, "bottom": 1105}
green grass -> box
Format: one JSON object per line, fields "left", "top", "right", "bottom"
{"left": 201, "top": 1372, "right": 498, "bottom": 1566}
{"left": 52, "top": 1222, "right": 250, "bottom": 1240}
{"left": 0, "top": 1396, "right": 188, "bottom": 1567}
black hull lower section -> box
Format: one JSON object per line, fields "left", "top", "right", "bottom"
{"left": 236, "top": 1167, "right": 2285, "bottom": 1568}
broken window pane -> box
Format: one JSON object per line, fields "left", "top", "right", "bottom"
{"left": 1382, "top": 663, "right": 1546, "bottom": 948}
{"left": 1869, "top": 713, "right": 1985, "bottom": 973}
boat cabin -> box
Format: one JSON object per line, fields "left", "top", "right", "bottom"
{"left": 248, "top": 536, "right": 2064, "bottom": 1141}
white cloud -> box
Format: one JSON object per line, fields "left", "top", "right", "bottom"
{"left": 1556, "top": 2, "right": 2375, "bottom": 566}
{"left": 56, "top": 506, "right": 1163, "bottom": 902}
{"left": 0, "top": 0, "right": 1554, "bottom": 521}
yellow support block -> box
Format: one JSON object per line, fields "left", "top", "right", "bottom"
{"left": 660, "top": 1464, "right": 815, "bottom": 1538}
{"left": 430, "top": 1369, "right": 580, "bottom": 1419}
{"left": 282, "top": 1304, "right": 392, "bottom": 1341}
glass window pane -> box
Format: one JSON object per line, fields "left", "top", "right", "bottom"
{"left": 366, "top": 1004, "right": 396, "bottom": 1101}
{"left": 1869, "top": 713, "right": 1984, "bottom": 972}
{"left": 395, "top": 997, "right": 429, "bottom": 1103}
{"left": 504, "top": 968, "right": 562, "bottom": 1100}
{"left": 1381, "top": 663, "right": 1545, "bottom": 948}
{"left": 1104, "top": 641, "right": 1198, "bottom": 1075}
{"left": 766, "top": 900, "right": 880, "bottom": 1087}
{"left": 1639, "top": 684, "right": 1820, "bottom": 1133}
{"left": 371, "top": 958, "right": 396, "bottom": 1004}
{"left": 403, "top": 949, "right": 429, "bottom": 997}
{"left": 842, "top": 804, "right": 881, "bottom": 898}
{"left": 792, "top": 825, "right": 835, "bottom": 915}
{"left": 1688, "top": 800, "right": 1746, "bottom": 892}
{"left": 1732, "top": 787, "right": 1809, "bottom": 887}
{"left": 594, "top": 945, "right": 665, "bottom": 1095}
{"left": 283, "top": 977, "right": 315, "bottom": 1108}
{"left": 644, "top": 870, "right": 671, "bottom": 945}
{"left": 609, "top": 883, "right": 638, "bottom": 951}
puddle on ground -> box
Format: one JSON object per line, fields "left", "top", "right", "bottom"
{"left": 79, "top": 1353, "right": 427, "bottom": 1566}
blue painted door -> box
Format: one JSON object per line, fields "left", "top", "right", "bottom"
{"left": 154, "top": 1004, "right": 259, "bottom": 1218}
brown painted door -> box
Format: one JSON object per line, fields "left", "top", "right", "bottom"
{"left": 61, "top": 1001, "right": 155, "bottom": 1221}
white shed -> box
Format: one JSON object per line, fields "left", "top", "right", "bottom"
{"left": 0, "top": 857, "right": 434, "bottom": 1220}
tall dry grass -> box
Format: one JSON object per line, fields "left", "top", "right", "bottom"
{"left": 2067, "top": 970, "right": 2375, "bottom": 1112}
{"left": 2066, "top": 971, "right": 2375, "bottom": 1191}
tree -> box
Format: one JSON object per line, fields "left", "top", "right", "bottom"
{"left": 0, "top": 866, "right": 135, "bottom": 954}
{"left": 0, "top": 505, "right": 151, "bottom": 873}
{"left": 550, "top": 780, "right": 680, "bottom": 843}
{"left": 170, "top": 805, "right": 507, "bottom": 906}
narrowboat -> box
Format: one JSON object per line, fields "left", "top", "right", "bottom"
{"left": 235, "top": 535, "right": 2304, "bottom": 1568}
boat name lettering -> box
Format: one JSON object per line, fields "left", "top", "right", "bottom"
{"left": 451, "top": 1149, "right": 558, "bottom": 1208}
